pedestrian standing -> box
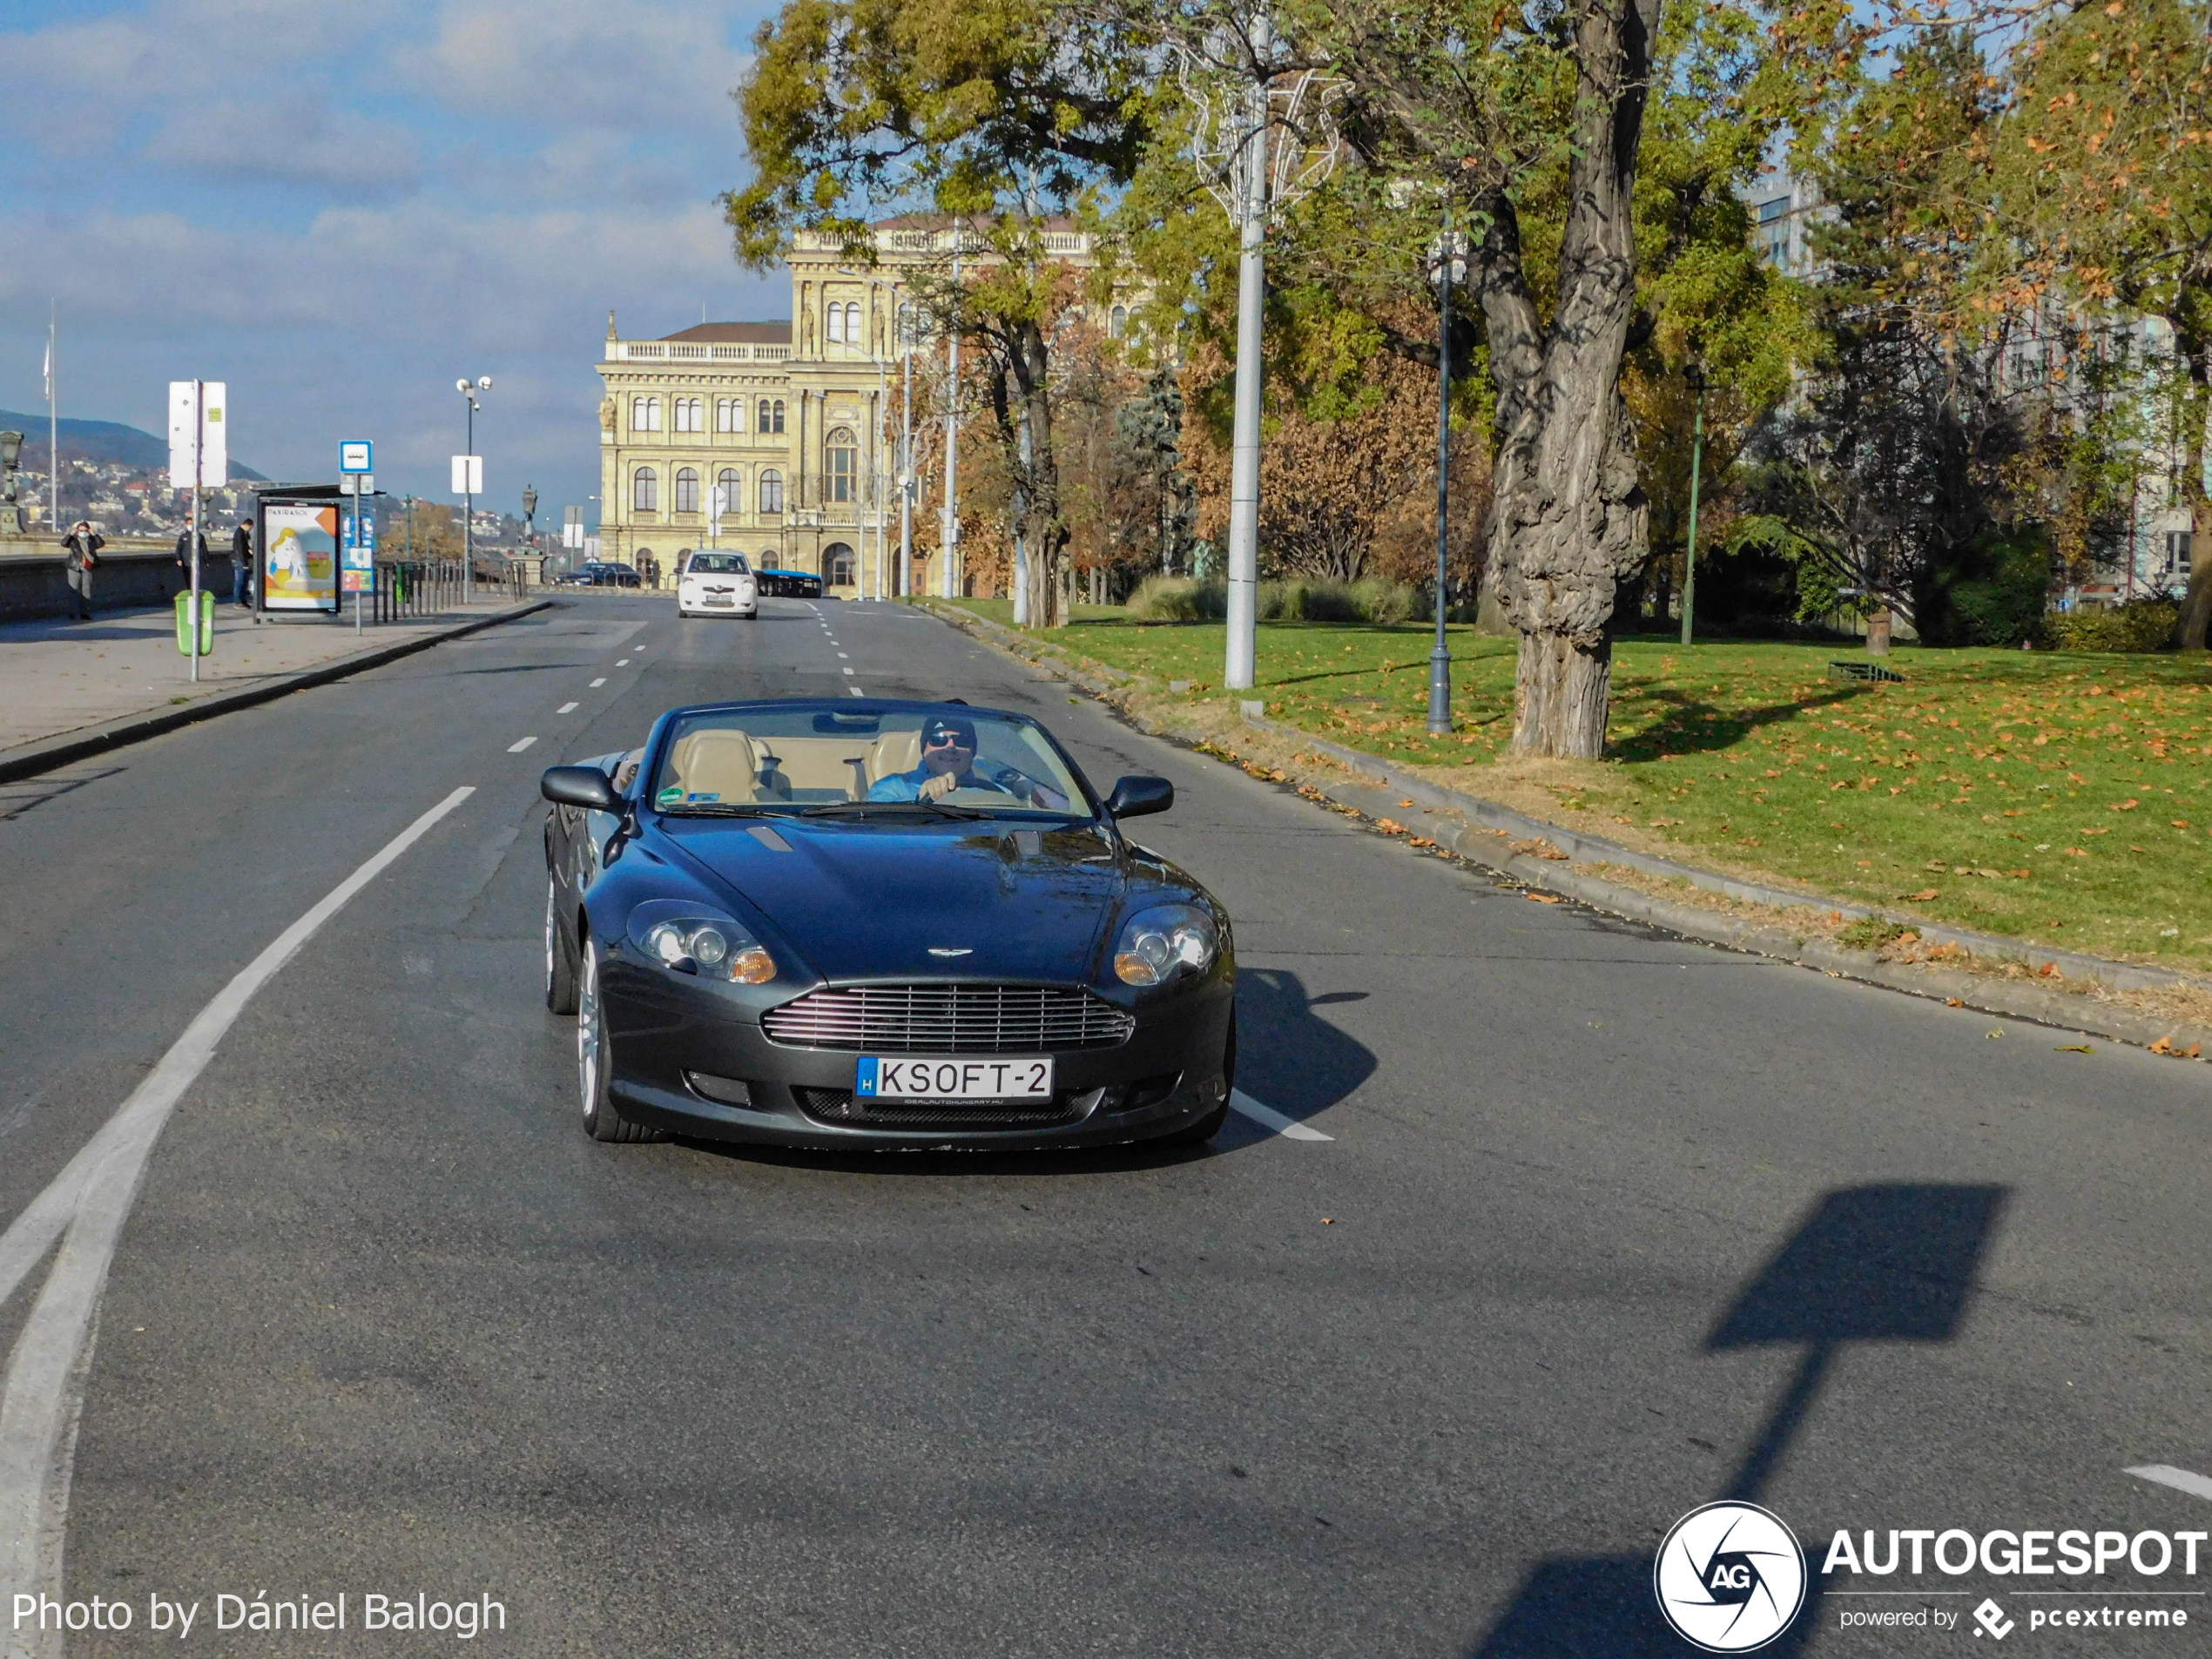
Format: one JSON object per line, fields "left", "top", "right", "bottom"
{"left": 62, "top": 520, "right": 103, "bottom": 621}
{"left": 231, "top": 516, "right": 259, "bottom": 619}
{"left": 174, "top": 522, "right": 208, "bottom": 588}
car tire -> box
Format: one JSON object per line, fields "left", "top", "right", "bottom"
{"left": 1158, "top": 1015, "right": 1235, "bottom": 1147}
{"left": 578, "top": 937, "right": 663, "bottom": 1143}
{"left": 544, "top": 880, "right": 577, "bottom": 1015}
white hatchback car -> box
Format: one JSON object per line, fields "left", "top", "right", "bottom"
{"left": 677, "top": 551, "right": 759, "bottom": 619}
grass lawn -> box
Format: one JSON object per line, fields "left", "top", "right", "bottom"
{"left": 931, "top": 598, "right": 2212, "bottom": 969}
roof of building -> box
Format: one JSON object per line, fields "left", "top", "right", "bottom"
{"left": 867, "top": 212, "right": 1082, "bottom": 233}
{"left": 658, "top": 320, "right": 793, "bottom": 344}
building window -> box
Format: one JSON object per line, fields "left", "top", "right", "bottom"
{"left": 673, "top": 397, "right": 703, "bottom": 433}
{"left": 1758, "top": 197, "right": 1789, "bottom": 223}
{"left": 826, "top": 428, "right": 858, "bottom": 503}
{"left": 826, "top": 302, "right": 845, "bottom": 346}
{"left": 631, "top": 396, "right": 662, "bottom": 433}
{"left": 715, "top": 468, "right": 740, "bottom": 517}
{"left": 770, "top": 400, "right": 786, "bottom": 434}
{"left": 2169, "top": 531, "right": 2194, "bottom": 575}
{"left": 1109, "top": 305, "right": 1128, "bottom": 340}
{"left": 826, "top": 543, "right": 857, "bottom": 587}
{"left": 632, "top": 468, "right": 658, "bottom": 512}
{"left": 759, "top": 469, "right": 784, "bottom": 513}
{"left": 674, "top": 467, "right": 699, "bottom": 515}
{"left": 716, "top": 398, "right": 742, "bottom": 433}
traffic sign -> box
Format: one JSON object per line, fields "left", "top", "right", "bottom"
{"left": 452, "top": 455, "right": 482, "bottom": 496}
{"left": 339, "top": 440, "right": 373, "bottom": 473}
{"left": 167, "top": 381, "right": 228, "bottom": 489}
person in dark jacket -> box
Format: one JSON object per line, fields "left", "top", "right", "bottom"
{"left": 62, "top": 521, "right": 103, "bottom": 621}
{"left": 231, "top": 518, "right": 257, "bottom": 617}
{"left": 174, "top": 523, "right": 209, "bottom": 589}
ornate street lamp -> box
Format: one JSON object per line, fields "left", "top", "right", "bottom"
{"left": 1424, "top": 225, "right": 1467, "bottom": 736}
{"left": 0, "top": 431, "right": 24, "bottom": 533}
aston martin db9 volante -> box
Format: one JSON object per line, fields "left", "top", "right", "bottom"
{"left": 540, "top": 698, "right": 1236, "bottom": 1149}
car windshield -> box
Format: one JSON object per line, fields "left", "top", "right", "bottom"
{"left": 651, "top": 705, "right": 1090, "bottom": 819}
{"left": 686, "top": 554, "right": 749, "bottom": 575}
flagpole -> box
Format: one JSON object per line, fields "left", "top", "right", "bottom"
{"left": 47, "top": 302, "right": 57, "bottom": 535}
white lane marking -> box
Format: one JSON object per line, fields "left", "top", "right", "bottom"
{"left": 590, "top": 677, "right": 607, "bottom": 688}
{"left": 0, "top": 786, "right": 475, "bottom": 1649}
{"left": 507, "top": 735, "right": 537, "bottom": 752}
{"left": 556, "top": 701, "right": 578, "bottom": 714}
{"left": 837, "top": 652, "right": 849, "bottom": 660}
{"left": 2128, "top": 1466, "right": 2212, "bottom": 1504}
{"left": 1229, "top": 1090, "right": 1333, "bottom": 1142}
{"left": 841, "top": 667, "right": 854, "bottom": 677}
{"left": 617, "top": 658, "right": 630, "bottom": 666}
{"left": 847, "top": 685, "right": 866, "bottom": 698}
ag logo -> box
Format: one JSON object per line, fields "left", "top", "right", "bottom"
{"left": 1654, "top": 1501, "right": 1808, "bottom": 1652}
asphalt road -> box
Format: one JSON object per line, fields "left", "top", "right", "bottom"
{"left": 3, "top": 595, "right": 2207, "bottom": 1657}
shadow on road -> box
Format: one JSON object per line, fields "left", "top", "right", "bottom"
{"left": 1232, "top": 966, "right": 1377, "bottom": 1134}
{"left": 1461, "top": 1184, "right": 2008, "bottom": 1657}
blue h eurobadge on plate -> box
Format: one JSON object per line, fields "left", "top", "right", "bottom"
{"left": 855, "top": 1057, "right": 881, "bottom": 1097}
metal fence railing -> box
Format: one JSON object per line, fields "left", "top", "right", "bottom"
{"left": 368, "top": 557, "right": 530, "bottom": 622}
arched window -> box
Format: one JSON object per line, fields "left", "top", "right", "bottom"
{"left": 632, "top": 467, "right": 658, "bottom": 512}
{"left": 716, "top": 398, "right": 742, "bottom": 433}
{"left": 673, "top": 467, "right": 699, "bottom": 514}
{"left": 826, "top": 302, "right": 845, "bottom": 346}
{"left": 715, "top": 468, "right": 740, "bottom": 517}
{"left": 1109, "top": 306, "right": 1128, "bottom": 340}
{"left": 631, "top": 396, "right": 662, "bottom": 433}
{"left": 759, "top": 469, "right": 784, "bottom": 513}
{"left": 673, "top": 397, "right": 702, "bottom": 433}
{"left": 826, "top": 543, "right": 857, "bottom": 587}
{"left": 771, "top": 400, "right": 786, "bottom": 434}
{"left": 848, "top": 302, "right": 866, "bottom": 350}
{"left": 826, "top": 428, "right": 859, "bottom": 503}
{"left": 757, "top": 399, "right": 771, "bottom": 433}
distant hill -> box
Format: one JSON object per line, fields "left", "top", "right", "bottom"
{"left": 0, "top": 409, "right": 266, "bottom": 482}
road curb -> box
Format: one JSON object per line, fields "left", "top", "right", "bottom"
{"left": 918, "top": 599, "right": 2212, "bottom": 1062}
{"left": 0, "top": 597, "right": 557, "bottom": 786}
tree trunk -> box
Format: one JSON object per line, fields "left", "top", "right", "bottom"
{"left": 1515, "top": 631, "right": 1613, "bottom": 756}
{"left": 1015, "top": 322, "right": 1067, "bottom": 631}
{"left": 1473, "top": 0, "right": 1660, "bottom": 755}
{"left": 2169, "top": 328, "right": 2211, "bottom": 649}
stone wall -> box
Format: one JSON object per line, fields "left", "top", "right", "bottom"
{"left": 0, "top": 538, "right": 246, "bottom": 624}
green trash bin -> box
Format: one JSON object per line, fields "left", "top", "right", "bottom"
{"left": 175, "top": 590, "right": 215, "bottom": 657}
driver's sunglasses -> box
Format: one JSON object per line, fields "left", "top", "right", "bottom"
{"left": 924, "top": 732, "right": 972, "bottom": 750}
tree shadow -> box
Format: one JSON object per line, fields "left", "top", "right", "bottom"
{"left": 1608, "top": 685, "right": 1874, "bottom": 764}
{"left": 1462, "top": 1184, "right": 2008, "bottom": 1657}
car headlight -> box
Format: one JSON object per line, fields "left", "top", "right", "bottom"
{"left": 1113, "top": 902, "right": 1217, "bottom": 986}
{"left": 629, "top": 910, "right": 776, "bottom": 983}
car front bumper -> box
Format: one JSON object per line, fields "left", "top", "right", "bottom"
{"left": 597, "top": 956, "right": 1234, "bottom": 1149}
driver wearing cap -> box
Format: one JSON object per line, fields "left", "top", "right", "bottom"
{"left": 866, "top": 714, "right": 1067, "bottom": 809}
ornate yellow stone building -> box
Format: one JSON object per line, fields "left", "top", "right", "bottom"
{"left": 597, "top": 219, "right": 1123, "bottom": 597}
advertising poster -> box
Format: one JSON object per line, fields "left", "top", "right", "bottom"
{"left": 342, "top": 508, "right": 376, "bottom": 593}
{"left": 264, "top": 502, "right": 338, "bottom": 611}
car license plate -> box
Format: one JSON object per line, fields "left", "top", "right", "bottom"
{"left": 855, "top": 1055, "right": 1054, "bottom": 1101}
{"left": 705, "top": 594, "right": 734, "bottom": 606}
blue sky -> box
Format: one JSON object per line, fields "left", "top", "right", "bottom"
{"left": 0, "top": 0, "right": 790, "bottom": 528}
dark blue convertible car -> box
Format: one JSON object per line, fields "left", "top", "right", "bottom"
{"left": 541, "top": 698, "right": 1235, "bottom": 1149}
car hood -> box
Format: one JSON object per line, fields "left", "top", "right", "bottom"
{"left": 654, "top": 817, "right": 1130, "bottom": 983}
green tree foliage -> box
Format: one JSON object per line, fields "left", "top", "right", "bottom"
{"left": 725, "top": 0, "right": 1151, "bottom": 626}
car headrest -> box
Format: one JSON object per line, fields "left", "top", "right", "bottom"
{"left": 669, "top": 728, "right": 760, "bottom": 803}
{"left": 867, "top": 727, "right": 922, "bottom": 781}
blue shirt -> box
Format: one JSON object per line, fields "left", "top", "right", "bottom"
{"left": 866, "top": 765, "right": 1014, "bottom": 803}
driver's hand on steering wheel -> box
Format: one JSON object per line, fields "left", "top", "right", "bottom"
{"left": 918, "top": 770, "right": 960, "bottom": 801}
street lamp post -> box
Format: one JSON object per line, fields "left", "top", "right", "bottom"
{"left": 523, "top": 484, "right": 537, "bottom": 590}
{"left": 1680, "top": 362, "right": 1707, "bottom": 648}
{"left": 1425, "top": 224, "right": 1467, "bottom": 736}
{"left": 456, "top": 375, "right": 490, "bottom": 603}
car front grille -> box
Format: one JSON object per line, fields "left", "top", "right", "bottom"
{"left": 761, "top": 983, "right": 1134, "bottom": 1053}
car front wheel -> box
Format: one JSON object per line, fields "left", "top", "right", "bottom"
{"left": 578, "top": 940, "right": 662, "bottom": 1143}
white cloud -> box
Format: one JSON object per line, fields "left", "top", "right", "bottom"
{"left": 145, "top": 101, "right": 424, "bottom": 195}
{"left": 407, "top": 0, "right": 751, "bottom": 128}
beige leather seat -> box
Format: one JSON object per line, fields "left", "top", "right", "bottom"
{"left": 865, "top": 727, "right": 922, "bottom": 786}
{"left": 755, "top": 736, "right": 868, "bottom": 799}
{"left": 667, "top": 728, "right": 761, "bottom": 803}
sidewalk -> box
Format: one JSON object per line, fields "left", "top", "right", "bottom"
{"left": 0, "top": 597, "right": 544, "bottom": 762}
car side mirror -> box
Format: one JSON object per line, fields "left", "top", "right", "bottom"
{"left": 542, "top": 765, "right": 622, "bottom": 813}
{"left": 1103, "top": 775, "right": 1173, "bottom": 819}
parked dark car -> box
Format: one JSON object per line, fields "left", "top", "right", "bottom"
{"left": 556, "top": 562, "right": 642, "bottom": 589}
{"left": 540, "top": 698, "right": 1233, "bottom": 1150}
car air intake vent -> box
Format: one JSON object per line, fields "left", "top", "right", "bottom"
{"left": 762, "top": 983, "right": 1134, "bottom": 1052}
{"left": 795, "top": 1086, "right": 1084, "bottom": 1130}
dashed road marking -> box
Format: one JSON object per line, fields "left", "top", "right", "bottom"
{"left": 590, "top": 678, "right": 607, "bottom": 688}
{"left": 1229, "top": 1090, "right": 1333, "bottom": 1142}
{"left": 617, "top": 658, "right": 630, "bottom": 666}
{"left": 842, "top": 666, "right": 854, "bottom": 676}
{"left": 556, "top": 702, "right": 578, "bottom": 714}
{"left": 2128, "top": 1466, "right": 2212, "bottom": 1504}
{"left": 847, "top": 685, "right": 866, "bottom": 698}
{"left": 507, "top": 736, "right": 537, "bottom": 753}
